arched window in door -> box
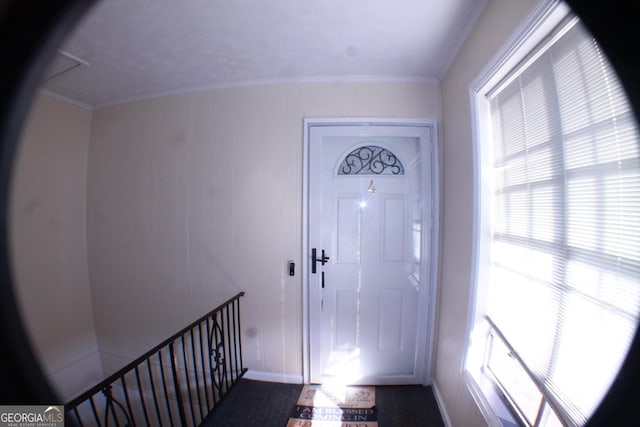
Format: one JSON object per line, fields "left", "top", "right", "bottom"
{"left": 337, "top": 145, "right": 405, "bottom": 175}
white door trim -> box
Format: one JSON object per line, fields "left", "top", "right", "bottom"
{"left": 302, "top": 118, "right": 440, "bottom": 385}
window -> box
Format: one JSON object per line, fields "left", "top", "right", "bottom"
{"left": 465, "top": 3, "right": 640, "bottom": 427}
{"left": 338, "top": 145, "right": 405, "bottom": 175}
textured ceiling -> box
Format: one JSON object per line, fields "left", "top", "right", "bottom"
{"left": 41, "top": 0, "right": 486, "bottom": 108}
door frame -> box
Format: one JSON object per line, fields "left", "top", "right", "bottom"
{"left": 302, "top": 118, "right": 440, "bottom": 385}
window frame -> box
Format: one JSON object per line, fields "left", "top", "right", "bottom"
{"left": 467, "top": 0, "right": 640, "bottom": 421}
{"left": 464, "top": 1, "right": 574, "bottom": 426}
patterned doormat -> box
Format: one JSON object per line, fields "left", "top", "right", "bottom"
{"left": 286, "top": 385, "right": 378, "bottom": 427}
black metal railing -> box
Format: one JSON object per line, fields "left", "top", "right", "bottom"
{"left": 66, "top": 292, "right": 246, "bottom": 427}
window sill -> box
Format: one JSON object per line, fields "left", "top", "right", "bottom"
{"left": 463, "top": 368, "right": 522, "bottom": 427}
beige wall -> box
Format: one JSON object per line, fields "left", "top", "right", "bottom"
{"left": 87, "top": 81, "right": 441, "bottom": 377}
{"left": 10, "top": 93, "right": 103, "bottom": 401}
{"left": 434, "top": 0, "right": 537, "bottom": 425}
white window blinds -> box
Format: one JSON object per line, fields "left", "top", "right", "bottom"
{"left": 486, "top": 19, "right": 640, "bottom": 425}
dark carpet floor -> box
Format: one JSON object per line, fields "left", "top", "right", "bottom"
{"left": 201, "top": 378, "right": 445, "bottom": 427}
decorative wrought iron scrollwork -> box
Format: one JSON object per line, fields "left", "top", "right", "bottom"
{"left": 102, "top": 385, "right": 132, "bottom": 427}
{"left": 209, "top": 314, "right": 226, "bottom": 396}
{"left": 212, "top": 342, "right": 225, "bottom": 370}
{"left": 338, "top": 145, "right": 405, "bottom": 175}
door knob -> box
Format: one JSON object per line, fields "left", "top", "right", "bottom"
{"left": 320, "top": 249, "right": 330, "bottom": 264}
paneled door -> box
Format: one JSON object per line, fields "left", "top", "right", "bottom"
{"left": 306, "top": 122, "right": 435, "bottom": 385}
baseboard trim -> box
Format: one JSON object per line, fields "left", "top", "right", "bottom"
{"left": 243, "top": 370, "right": 304, "bottom": 384}
{"left": 432, "top": 380, "right": 453, "bottom": 427}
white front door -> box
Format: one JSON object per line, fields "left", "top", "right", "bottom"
{"left": 306, "top": 122, "right": 436, "bottom": 385}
